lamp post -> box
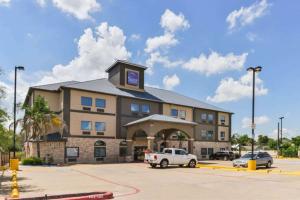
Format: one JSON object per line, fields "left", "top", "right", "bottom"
{"left": 279, "top": 116, "right": 284, "bottom": 155}
{"left": 13, "top": 66, "right": 25, "bottom": 158}
{"left": 247, "top": 66, "right": 262, "bottom": 162}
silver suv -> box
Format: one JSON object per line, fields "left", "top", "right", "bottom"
{"left": 233, "top": 151, "right": 273, "bottom": 168}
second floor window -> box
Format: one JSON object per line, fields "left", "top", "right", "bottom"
{"left": 131, "top": 103, "right": 139, "bottom": 113}
{"left": 141, "top": 104, "right": 150, "bottom": 113}
{"left": 207, "top": 130, "right": 214, "bottom": 140}
{"left": 179, "top": 110, "right": 186, "bottom": 119}
{"left": 171, "top": 109, "right": 178, "bottom": 117}
{"left": 220, "top": 115, "right": 226, "bottom": 124}
{"left": 81, "top": 121, "right": 92, "bottom": 130}
{"left": 208, "top": 114, "right": 214, "bottom": 123}
{"left": 81, "top": 97, "right": 92, "bottom": 107}
{"left": 95, "top": 122, "right": 106, "bottom": 132}
{"left": 220, "top": 131, "right": 225, "bottom": 141}
{"left": 96, "top": 98, "right": 106, "bottom": 108}
{"left": 201, "top": 113, "right": 207, "bottom": 122}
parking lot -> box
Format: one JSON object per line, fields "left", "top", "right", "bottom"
{"left": 1, "top": 159, "right": 300, "bottom": 200}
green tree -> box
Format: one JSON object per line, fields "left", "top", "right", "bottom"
{"left": 176, "top": 131, "right": 186, "bottom": 149}
{"left": 22, "top": 96, "right": 63, "bottom": 158}
{"left": 231, "top": 134, "right": 252, "bottom": 155}
{"left": 267, "top": 138, "right": 278, "bottom": 150}
{"left": 257, "top": 135, "right": 269, "bottom": 146}
{"left": 291, "top": 136, "right": 300, "bottom": 147}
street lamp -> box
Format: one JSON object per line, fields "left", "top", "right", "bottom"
{"left": 247, "top": 66, "right": 262, "bottom": 161}
{"left": 13, "top": 66, "right": 25, "bottom": 158}
{"left": 279, "top": 116, "right": 284, "bottom": 155}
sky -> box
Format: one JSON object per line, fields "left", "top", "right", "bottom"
{"left": 0, "top": 0, "right": 299, "bottom": 138}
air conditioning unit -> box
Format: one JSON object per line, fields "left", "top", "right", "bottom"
{"left": 82, "top": 107, "right": 91, "bottom": 111}
{"left": 82, "top": 131, "right": 91, "bottom": 135}
{"left": 97, "top": 108, "right": 104, "bottom": 113}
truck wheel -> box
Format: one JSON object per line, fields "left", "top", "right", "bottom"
{"left": 150, "top": 163, "right": 157, "bottom": 168}
{"left": 160, "top": 159, "right": 169, "bottom": 168}
{"left": 188, "top": 160, "right": 196, "bottom": 168}
{"left": 179, "top": 165, "right": 184, "bottom": 167}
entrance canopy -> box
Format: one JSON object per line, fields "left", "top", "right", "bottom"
{"left": 124, "top": 114, "right": 197, "bottom": 140}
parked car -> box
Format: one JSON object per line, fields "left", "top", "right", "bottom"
{"left": 144, "top": 148, "right": 198, "bottom": 168}
{"left": 210, "top": 151, "right": 236, "bottom": 161}
{"left": 233, "top": 151, "right": 273, "bottom": 168}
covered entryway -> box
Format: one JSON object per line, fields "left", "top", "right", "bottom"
{"left": 124, "top": 114, "right": 197, "bottom": 160}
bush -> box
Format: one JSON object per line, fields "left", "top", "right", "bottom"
{"left": 22, "top": 157, "right": 43, "bottom": 165}
{"left": 282, "top": 146, "right": 298, "bottom": 158}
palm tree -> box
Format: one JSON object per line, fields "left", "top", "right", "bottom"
{"left": 177, "top": 131, "right": 186, "bottom": 149}
{"left": 21, "top": 96, "right": 63, "bottom": 158}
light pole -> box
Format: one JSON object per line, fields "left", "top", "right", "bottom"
{"left": 247, "top": 66, "right": 262, "bottom": 161}
{"left": 13, "top": 66, "right": 25, "bottom": 158}
{"left": 277, "top": 122, "right": 280, "bottom": 156}
{"left": 279, "top": 116, "right": 284, "bottom": 155}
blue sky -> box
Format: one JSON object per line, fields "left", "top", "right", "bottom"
{"left": 0, "top": 0, "right": 299, "bottom": 138}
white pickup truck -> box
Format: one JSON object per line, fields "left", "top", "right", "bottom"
{"left": 145, "top": 148, "right": 198, "bottom": 168}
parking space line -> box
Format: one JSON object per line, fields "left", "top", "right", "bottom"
{"left": 71, "top": 168, "right": 141, "bottom": 198}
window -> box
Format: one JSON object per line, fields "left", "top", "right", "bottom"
{"left": 207, "top": 130, "right": 214, "bottom": 140}
{"left": 95, "top": 98, "right": 106, "bottom": 108}
{"left": 220, "top": 148, "right": 226, "bottom": 152}
{"left": 164, "top": 149, "right": 172, "bottom": 154}
{"left": 201, "top": 130, "right": 207, "bottom": 139}
{"left": 208, "top": 148, "right": 214, "bottom": 156}
{"left": 201, "top": 148, "right": 207, "bottom": 155}
{"left": 81, "top": 97, "right": 92, "bottom": 106}
{"left": 94, "top": 140, "right": 106, "bottom": 158}
{"left": 131, "top": 103, "right": 139, "bottom": 113}
{"left": 220, "top": 131, "right": 225, "bottom": 141}
{"left": 95, "top": 122, "right": 106, "bottom": 132}
{"left": 141, "top": 104, "right": 150, "bottom": 113}
{"left": 81, "top": 121, "right": 92, "bottom": 131}
{"left": 119, "top": 141, "right": 127, "bottom": 157}
{"left": 175, "top": 150, "right": 181, "bottom": 155}
{"left": 171, "top": 109, "right": 178, "bottom": 117}
{"left": 208, "top": 114, "right": 214, "bottom": 123}
{"left": 66, "top": 147, "right": 79, "bottom": 158}
{"left": 220, "top": 115, "right": 226, "bottom": 125}
{"left": 127, "top": 70, "right": 139, "bottom": 86}
{"left": 179, "top": 110, "right": 186, "bottom": 119}
{"left": 201, "top": 113, "right": 207, "bottom": 122}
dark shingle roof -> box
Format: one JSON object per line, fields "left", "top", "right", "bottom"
{"left": 124, "top": 114, "right": 197, "bottom": 126}
{"left": 31, "top": 78, "right": 231, "bottom": 113}
{"left": 105, "top": 60, "right": 147, "bottom": 72}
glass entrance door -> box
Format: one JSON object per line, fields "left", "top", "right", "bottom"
{"left": 134, "top": 146, "right": 147, "bottom": 161}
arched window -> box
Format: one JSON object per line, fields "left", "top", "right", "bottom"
{"left": 119, "top": 141, "right": 127, "bottom": 157}
{"left": 94, "top": 140, "right": 106, "bottom": 159}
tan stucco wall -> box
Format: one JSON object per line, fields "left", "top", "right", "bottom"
{"left": 218, "top": 112, "right": 230, "bottom": 126}
{"left": 34, "top": 90, "right": 60, "bottom": 112}
{"left": 193, "top": 141, "right": 231, "bottom": 159}
{"left": 162, "top": 104, "right": 193, "bottom": 121}
{"left": 70, "top": 112, "right": 116, "bottom": 137}
{"left": 70, "top": 89, "right": 116, "bottom": 113}
{"left": 218, "top": 126, "right": 229, "bottom": 141}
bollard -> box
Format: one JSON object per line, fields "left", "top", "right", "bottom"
{"left": 10, "top": 159, "right": 19, "bottom": 171}
{"left": 248, "top": 160, "right": 257, "bottom": 170}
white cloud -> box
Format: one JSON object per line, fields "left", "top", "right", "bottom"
{"left": 163, "top": 74, "right": 180, "bottom": 90}
{"left": 52, "top": 0, "right": 101, "bottom": 20}
{"left": 0, "top": 0, "right": 10, "bottom": 6}
{"left": 160, "top": 9, "right": 190, "bottom": 33}
{"left": 129, "top": 34, "right": 141, "bottom": 41}
{"left": 38, "top": 22, "right": 130, "bottom": 84}
{"left": 36, "top": 0, "right": 46, "bottom": 7}
{"left": 270, "top": 128, "right": 298, "bottom": 139}
{"left": 226, "top": 0, "right": 270, "bottom": 30}
{"left": 144, "top": 33, "right": 178, "bottom": 53}
{"left": 207, "top": 72, "right": 268, "bottom": 103}
{"left": 183, "top": 51, "right": 248, "bottom": 76}
{"left": 145, "top": 52, "right": 183, "bottom": 75}
{"left": 246, "top": 32, "right": 258, "bottom": 42}
{"left": 242, "top": 115, "right": 270, "bottom": 128}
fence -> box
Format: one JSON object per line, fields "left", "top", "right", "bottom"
{"left": 0, "top": 151, "right": 9, "bottom": 166}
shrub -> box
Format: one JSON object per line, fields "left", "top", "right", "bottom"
{"left": 282, "top": 146, "right": 298, "bottom": 158}
{"left": 22, "top": 157, "right": 43, "bottom": 165}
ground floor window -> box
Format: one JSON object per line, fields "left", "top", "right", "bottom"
{"left": 94, "top": 140, "right": 106, "bottom": 158}
{"left": 201, "top": 148, "right": 214, "bottom": 156}
{"left": 119, "top": 141, "right": 127, "bottom": 156}
{"left": 66, "top": 147, "right": 79, "bottom": 158}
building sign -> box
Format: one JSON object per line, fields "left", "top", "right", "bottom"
{"left": 127, "top": 70, "right": 139, "bottom": 86}
{"left": 66, "top": 147, "right": 79, "bottom": 157}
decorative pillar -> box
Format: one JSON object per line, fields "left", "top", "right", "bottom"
{"left": 147, "top": 136, "right": 155, "bottom": 151}
{"left": 126, "top": 139, "right": 133, "bottom": 156}
{"left": 188, "top": 138, "right": 195, "bottom": 154}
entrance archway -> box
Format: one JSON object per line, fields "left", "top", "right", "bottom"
{"left": 132, "top": 129, "right": 148, "bottom": 161}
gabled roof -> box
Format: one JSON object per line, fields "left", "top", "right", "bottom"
{"left": 28, "top": 78, "right": 232, "bottom": 113}
{"left": 105, "top": 60, "right": 147, "bottom": 72}
{"left": 124, "top": 114, "right": 197, "bottom": 127}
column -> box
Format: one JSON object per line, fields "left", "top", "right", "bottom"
{"left": 147, "top": 136, "right": 155, "bottom": 151}
{"left": 188, "top": 138, "right": 195, "bottom": 154}
{"left": 126, "top": 139, "right": 133, "bottom": 156}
